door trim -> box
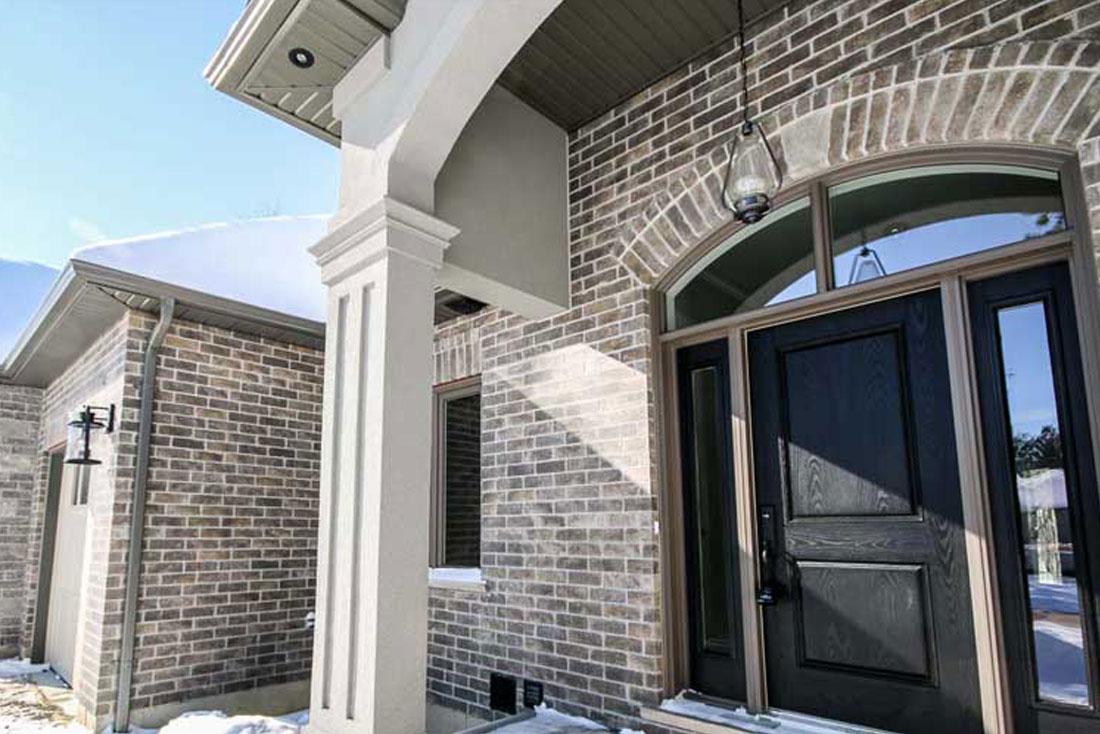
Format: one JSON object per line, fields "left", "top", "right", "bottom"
{"left": 30, "top": 448, "right": 65, "bottom": 664}
{"left": 654, "top": 155, "right": 1100, "bottom": 734}
{"left": 941, "top": 277, "right": 1011, "bottom": 734}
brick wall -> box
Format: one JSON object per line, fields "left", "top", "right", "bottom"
{"left": 125, "top": 314, "right": 323, "bottom": 715}
{"left": 423, "top": 0, "right": 1100, "bottom": 730}
{"left": 0, "top": 385, "right": 41, "bottom": 656}
{"left": 21, "top": 314, "right": 131, "bottom": 720}
{"left": 17, "top": 310, "right": 323, "bottom": 727}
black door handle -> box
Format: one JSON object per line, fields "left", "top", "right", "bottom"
{"left": 756, "top": 505, "right": 781, "bottom": 606}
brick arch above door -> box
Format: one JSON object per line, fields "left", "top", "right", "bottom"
{"left": 616, "top": 40, "right": 1100, "bottom": 290}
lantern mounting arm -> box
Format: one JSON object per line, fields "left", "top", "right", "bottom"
{"left": 81, "top": 404, "right": 116, "bottom": 433}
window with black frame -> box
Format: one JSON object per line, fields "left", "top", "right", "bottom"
{"left": 432, "top": 378, "right": 482, "bottom": 568}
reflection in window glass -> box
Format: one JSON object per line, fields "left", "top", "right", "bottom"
{"left": 443, "top": 392, "right": 481, "bottom": 568}
{"left": 71, "top": 465, "right": 89, "bottom": 506}
{"left": 691, "top": 368, "right": 731, "bottom": 653}
{"left": 831, "top": 167, "right": 1065, "bottom": 287}
{"left": 670, "top": 198, "right": 815, "bottom": 330}
{"left": 998, "top": 302, "right": 1090, "bottom": 707}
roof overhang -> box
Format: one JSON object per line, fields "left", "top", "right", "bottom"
{"left": 204, "top": 0, "right": 404, "bottom": 145}
{"left": 1, "top": 259, "right": 326, "bottom": 388}
{"left": 207, "top": 0, "right": 793, "bottom": 139}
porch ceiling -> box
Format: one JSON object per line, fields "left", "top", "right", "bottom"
{"left": 500, "top": 0, "right": 787, "bottom": 131}
{"left": 207, "top": 0, "right": 789, "bottom": 143}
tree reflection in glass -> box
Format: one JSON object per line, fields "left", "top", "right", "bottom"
{"left": 998, "top": 302, "right": 1090, "bottom": 707}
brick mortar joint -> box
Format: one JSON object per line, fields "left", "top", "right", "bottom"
{"left": 614, "top": 41, "right": 1100, "bottom": 282}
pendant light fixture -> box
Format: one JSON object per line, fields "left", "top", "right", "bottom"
{"left": 847, "top": 229, "right": 887, "bottom": 285}
{"left": 722, "top": 0, "right": 783, "bottom": 224}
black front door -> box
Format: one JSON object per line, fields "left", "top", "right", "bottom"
{"left": 969, "top": 263, "right": 1100, "bottom": 734}
{"left": 748, "top": 288, "right": 983, "bottom": 733}
{"left": 675, "top": 340, "right": 746, "bottom": 702}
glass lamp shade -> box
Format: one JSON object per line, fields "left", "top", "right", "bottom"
{"left": 848, "top": 245, "right": 887, "bottom": 285}
{"left": 723, "top": 121, "right": 782, "bottom": 224}
{"left": 65, "top": 411, "right": 103, "bottom": 465}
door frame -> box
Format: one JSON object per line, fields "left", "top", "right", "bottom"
{"left": 653, "top": 148, "right": 1100, "bottom": 734}
{"left": 29, "top": 445, "right": 66, "bottom": 663}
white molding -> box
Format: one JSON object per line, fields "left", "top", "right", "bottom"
{"left": 311, "top": 197, "right": 458, "bottom": 284}
{"left": 428, "top": 567, "right": 486, "bottom": 592}
{"left": 333, "top": 37, "right": 391, "bottom": 121}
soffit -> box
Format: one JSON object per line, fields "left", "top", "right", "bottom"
{"left": 206, "top": 0, "right": 405, "bottom": 145}
{"left": 497, "top": 0, "right": 788, "bottom": 131}
{"left": 208, "top": 0, "right": 791, "bottom": 142}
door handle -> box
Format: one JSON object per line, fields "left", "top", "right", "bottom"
{"left": 756, "top": 505, "right": 781, "bottom": 606}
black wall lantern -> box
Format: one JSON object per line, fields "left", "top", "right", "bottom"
{"left": 722, "top": 0, "right": 783, "bottom": 224}
{"left": 65, "top": 404, "right": 115, "bottom": 465}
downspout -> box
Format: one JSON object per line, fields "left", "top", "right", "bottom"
{"left": 113, "top": 297, "right": 175, "bottom": 733}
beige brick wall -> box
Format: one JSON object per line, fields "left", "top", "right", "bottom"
{"left": 18, "top": 310, "right": 322, "bottom": 727}
{"left": 425, "top": 1, "right": 1100, "bottom": 731}
{"left": 0, "top": 385, "right": 42, "bottom": 656}
{"left": 21, "top": 314, "right": 132, "bottom": 720}
{"left": 125, "top": 313, "right": 322, "bottom": 714}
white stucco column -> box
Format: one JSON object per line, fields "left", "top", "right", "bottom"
{"left": 307, "top": 197, "right": 457, "bottom": 734}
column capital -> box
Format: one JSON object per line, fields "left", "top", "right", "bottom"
{"left": 310, "top": 196, "right": 459, "bottom": 286}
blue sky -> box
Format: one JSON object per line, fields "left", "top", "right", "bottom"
{"left": 0, "top": 0, "right": 339, "bottom": 269}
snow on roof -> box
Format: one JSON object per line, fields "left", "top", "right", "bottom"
{"left": 0, "top": 259, "right": 59, "bottom": 359}
{"left": 72, "top": 215, "right": 329, "bottom": 323}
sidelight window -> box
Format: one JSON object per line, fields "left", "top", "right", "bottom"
{"left": 996, "top": 301, "right": 1090, "bottom": 707}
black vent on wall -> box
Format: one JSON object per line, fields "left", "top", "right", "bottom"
{"left": 490, "top": 673, "right": 517, "bottom": 714}
{"left": 435, "top": 289, "right": 486, "bottom": 325}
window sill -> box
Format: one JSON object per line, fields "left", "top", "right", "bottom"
{"left": 428, "top": 567, "right": 487, "bottom": 592}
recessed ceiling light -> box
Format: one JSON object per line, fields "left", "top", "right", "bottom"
{"left": 289, "top": 47, "right": 315, "bottom": 69}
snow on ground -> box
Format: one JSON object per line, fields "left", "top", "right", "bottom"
{"left": 491, "top": 705, "right": 606, "bottom": 733}
{"left": 0, "top": 658, "right": 84, "bottom": 734}
{"left": 0, "top": 658, "right": 52, "bottom": 678}
{"left": 146, "top": 711, "right": 306, "bottom": 734}
{"left": 0, "top": 659, "right": 629, "bottom": 734}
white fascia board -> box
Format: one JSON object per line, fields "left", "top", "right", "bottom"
{"left": 71, "top": 260, "right": 326, "bottom": 338}
{"left": 0, "top": 260, "right": 326, "bottom": 384}
{"left": 0, "top": 270, "right": 80, "bottom": 380}
{"left": 204, "top": 0, "right": 297, "bottom": 92}
{"left": 0, "top": 264, "right": 83, "bottom": 381}
{"left": 204, "top": 0, "right": 342, "bottom": 146}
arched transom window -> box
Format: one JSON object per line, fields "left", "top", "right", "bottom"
{"left": 666, "top": 164, "right": 1067, "bottom": 331}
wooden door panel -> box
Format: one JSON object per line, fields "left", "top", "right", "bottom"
{"left": 782, "top": 330, "right": 916, "bottom": 519}
{"left": 795, "top": 561, "right": 933, "bottom": 681}
{"left": 749, "top": 288, "right": 982, "bottom": 734}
